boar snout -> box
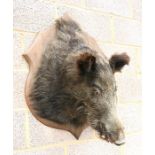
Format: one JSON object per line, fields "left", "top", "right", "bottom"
{"left": 114, "top": 129, "right": 125, "bottom": 145}
{"left": 102, "top": 129, "right": 125, "bottom": 145}
{"left": 94, "top": 117, "right": 125, "bottom": 145}
{"left": 100, "top": 124, "right": 125, "bottom": 145}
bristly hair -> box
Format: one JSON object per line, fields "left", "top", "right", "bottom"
{"left": 55, "top": 16, "right": 81, "bottom": 33}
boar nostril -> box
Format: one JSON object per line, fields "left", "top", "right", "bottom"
{"left": 114, "top": 128, "right": 125, "bottom": 145}
{"left": 115, "top": 132, "right": 125, "bottom": 145}
{"left": 114, "top": 139, "right": 125, "bottom": 146}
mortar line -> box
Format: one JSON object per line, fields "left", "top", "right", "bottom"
{"left": 118, "top": 102, "right": 142, "bottom": 107}
{"left": 17, "top": 32, "right": 24, "bottom": 48}
{"left": 14, "top": 130, "right": 142, "bottom": 153}
{"left": 13, "top": 30, "right": 24, "bottom": 36}
{"left": 135, "top": 47, "right": 142, "bottom": 71}
{"left": 81, "top": 0, "right": 86, "bottom": 7}
{"left": 14, "top": 138, "right": 100, "bottom": 153}
{"left": 54, "top": 2, "right": 141, "bottom": 23}
{"left": 118, "top": 100, "right": 142, "bottom": 105}
{"left": 120, "top": 130, "right": 142, "bottom": 155}
{"left": 110, "top": 15, "right": 115, "bottom": 43}
{"left": 64, "top": 145, "right": 68, "bottom": 155}
{"left": 127, "top": 0, "right": 134, "bottom": 19}
{"left": 14, "top": 108, "right": 28, "bottom": 112}
{"left": 13, "top": 4, "right": 141, "bottom": 36}
{"left": 14, "top": 21, "right": 141, "bottom": 49}
{"left": 54, "top": 0, "right": 59, "bottom": 19}
{"left": 118, "top": 72, "right": 142, "bottom": 77}
{"left": 37, "top": 0, "right": 140, "bottom": 23}
{"left": 126, "top": 130, "right": 142, "bottom": 136}
{"left": 14, "top": 145, "right": 65, "bottom": 154}
{"left": 25, "top": 110, "right": 31, "bottom": 148}
{"left": 14, "top": 31, "right": 29, "bottom": 84}
{"left": 127, "top": 0, "right": 133, "bottom": 20}
{"left": 120, "top": 144, "right": 125, "bottom": 155}
{"left": 13, "top": 29, "right": 37, "bottom": 34}
{"left": 57, "top": 0, "right": 85, "bottom": 8}
{"left": 21, "top": 29, "right": 25, "bottom": 55}
{"left": 13, "top": 68, "right": 29, "bottom": 72}
{"left": 97, "top": 40, "right": 141, "bottom": 48}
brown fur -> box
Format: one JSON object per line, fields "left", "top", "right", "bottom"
{"left": 24, "top": 14, "right": 130, "bottom": 145}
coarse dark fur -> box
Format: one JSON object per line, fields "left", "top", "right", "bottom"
{"left": 29, "top": 15, "right": 130, "bottom": 144}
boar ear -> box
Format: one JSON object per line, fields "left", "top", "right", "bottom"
{"left": 77, "top": 52, "right": 96, "bottom": 75}
{"left": 109, "top": 53, "right": 130, "bottom": 73}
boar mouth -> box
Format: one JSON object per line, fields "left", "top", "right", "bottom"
{"left": 100, "top": 131, "right": 125, "bottom": 146}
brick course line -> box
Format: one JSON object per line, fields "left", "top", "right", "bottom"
{"left": 14, "top": 131, "right": 142, "bottom": 153}
{"left": 135, "top": 47, "right": 142, "bottom": 73}
{"left": 54, "top": 1, "right": 59, "bottom": 18}
{"left": 14, "top": 108, "right": 28, "bottom": 112}
{"left": 81, "top": 0, "right": 86, "bottom": 7}
{"left": 13, "top": 69, "right": 29, "bottom": 72}
{"left": 54, "top": 2, "right": 141, "bottom": 22}
{"left": 14, "top": 30, "right": 27, "bottom": 70}
{"left": 64, "top": 145, "right": 68, "bottom": 155}
{"left": 57, "top": 0, "right": 84, "bottom": 7}
{"left": 14, "top": 33, "right": 142, "bottom": 52}
{"left": 21, "top": 34, "right": 25, "bottom": 51}
{"left": 126, "top": 130, "right": 142, "bottom": 137}
{"left": 13, "top": 23, "right": 142, "bottom": 48}
{"left": 118, "top": 71, "right": 141, "bottom": 77}
{"left": 14, "top": 27, "right": 141, "bottom": 48}
{"left": 99, "top": 40, "right": 141, "bottom": 47}
{"left": 13, "top": 29, "right": 37, "bottom": 34}
{"left": 127, "top": 0, "right": 134, "bottom": 18}
{"left": 96, "top": 40, "right": 142, "bottom": 48}
{"left": 120, "top": 144, "right": 125, "bottom": 155}
{"left": 25, "top": 111, "right": 31, "bottom": 148}
{"left": 14, "top": 146, "right": 65, "bottom": 154}
{"left": 110, "top": 15, "right": 115, "bottom": 43}
{"left": 13, "top": 66, "right": 28, "bottom": 72}
{"left": 14, "top": 138, "right": 103, "bottom": 153}
{"left": 127, "top": 0, "right": 134, "bottom": 19}
{"left": 48, "top": 1, "right": 61, "bottom": 20}
{"left": 118, "top": 101, "right": 142, "bottom": 106}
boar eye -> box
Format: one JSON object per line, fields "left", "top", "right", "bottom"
{"left": 92, "top": 84, "right": 103, "bottom": 95}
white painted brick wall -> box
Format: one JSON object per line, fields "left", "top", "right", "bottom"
{"left": 85, "top": 0, "right": 132, "bottom": 17}
{"left": 14, "top": 1, "right": 56, "bottom": 32}
{"left": 68, "top": 140, "right": 121, "bottom": 155}
{"left": 14, "top": 111, "right": 27, "bottom": 149}
{"left": 14, "top": 147, "right": 65, "bottom": 155}
{"left": 56, "top": 6, "right": 112, "bottom": 42}
{"left": 131, "top": 0, "right": 142, "bottom": 20}
{"left": 13, "top": 71, "right": 28, "bottom": 109}
{"left": 13, "top": 32, "right": 26, "bottom": 69}
{"left": 13, "top": 0, "right": 142, "bottom": 154}
{"left": 114, "top": 18, "right": 141, "bottom": 45}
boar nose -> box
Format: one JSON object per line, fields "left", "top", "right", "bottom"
{"left": 114, "top": 130, "right": 125, "bottom": 146}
